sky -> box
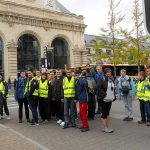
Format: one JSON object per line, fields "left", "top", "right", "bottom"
{"left": 58, "top": 0, "right": 144, "bottom": 35}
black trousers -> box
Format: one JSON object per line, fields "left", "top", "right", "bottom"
{"left": 88, "top": 94, "right": 95, "bottom": 119}
{"left": 56, "top": 99, "right": 64, "bottom": 121}
{"left": 18, "top": 98, "right": 29, "bottom": 120}
{"left": 39, "top": 98, "right": 49, "bottom": 121}
{"left": 1, "top": 98, "right": 9, "bottom": 116}
{"left": 139, "top": 100, "right": 146, "bottom": 122}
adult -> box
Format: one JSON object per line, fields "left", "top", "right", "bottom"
{"left": 62, "top": 69, "right": 76, "bottom": 129}
{"left": 97, "top": 68, "right": 116, "bottom": 133}
{"left": 15, "top": 70, "right": 30, "bottom": 123}
{"left": 117, "top": 69, "right": 135, "bottom": 121}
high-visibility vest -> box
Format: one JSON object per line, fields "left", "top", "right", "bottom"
{"left": 0, "top": 81, "right": 5, "bottom": 95}
{"left": 143, "top": 77, "right": 150, "bottom": 102}
{"left": 24, "top": 77, "right": 38, "bottom": 97}
{"left": 63, "top": 76, "right": 75, "bottom": 98}
{"left": 39, "top": 80, "right": 48, "bottom": 98}
{"left": 137, "top": 80, "right": 145, "bottom": 100}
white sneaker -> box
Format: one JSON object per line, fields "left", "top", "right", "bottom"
{"left": 7, "top": 116, "right": 11, "bottom": 120}
{"left": 60, "top": 122, "right": 65, "bottom": 126}
{"left": 57, "top": 120, "right": 62, "bottom": 124}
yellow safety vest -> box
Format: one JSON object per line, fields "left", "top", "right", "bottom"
{"left": 39, "top": 80, "right": 48, "bottom": 98}
{"left": 24, "top": 77, "right": 38, "bottom": 97}
{"left": 137, "top": 80, "right": 145, "bottom": 100}
{"left": 63, "top": 76, "right": 75, "bottom": 98}
{"left": 143, "top": 77, "right": 150, "bottom": 102}
{"left": 0, "top": 82, "right": 5, "bottom": 94}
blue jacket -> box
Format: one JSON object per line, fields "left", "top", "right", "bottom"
{"left": 15, "top": 77, "right": 28, "bottom": 100}
{"left": 117, "top": 75, "right": 136, "bottom": 100}
{"left": 95, "top": 72, "right": 104, "bottom": 82}
{"left": 76, "top": 77, "right": 88, "bottom": 103}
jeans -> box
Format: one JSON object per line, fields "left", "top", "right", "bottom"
{"left": 64, "top": 98, "right": 76, "bottom": 125}
{"left": 144, "top": 101, "right": 150, "bottom": 122}
{"left": 28, "top": 96, "right": 38, "bottom": 123}
{"left": 121, "top": 96, "right": 133, "bottom": 118}
{"left": 139, "top": 100, "right": 146, "bottom": 122}
{"left": 18, "top": 98, "right": 29, "bottom": 120}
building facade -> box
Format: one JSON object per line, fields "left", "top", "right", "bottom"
{"left": 0, "top": 0, "right": 88, "bottom": 80}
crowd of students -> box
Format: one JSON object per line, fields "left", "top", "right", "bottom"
{"left": 1, "top": 64, "right": 150, "bottom": 133}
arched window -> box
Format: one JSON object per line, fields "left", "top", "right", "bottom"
{"left": 17, "top": 34, "right": 40, "bottom": 71}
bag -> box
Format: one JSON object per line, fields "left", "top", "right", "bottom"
{"left": 121, "top": 77, "right": 131, "bottom": 95}
{"left": 87, "top": 78, "right": 95, "bottom": 94}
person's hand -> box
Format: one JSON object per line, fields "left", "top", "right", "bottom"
{"left": 74, "top": 100, "right": 78, "bottom": 103}
{"left": 61, "top": 99, "right": 64, "bottom": 103}
{"left": 52, "top": 97, "right": 55, "bottom": 101}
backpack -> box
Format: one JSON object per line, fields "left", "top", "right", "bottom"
{"left": 121, "top": 77, "right": 131, "bottom": 95}
{"left": 87, "top": 77, "right": 96, "bottom": 94}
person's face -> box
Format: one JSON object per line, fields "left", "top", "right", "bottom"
{"left": 97, "top": 66, "right": 102, "bottom": 73}
{"left": 66, "top": 70, "right": 72, "bottom": 77}
{"left": 105, "top": 71, "right": 111, "bottom": 77}
{"left": 120, "top": 71, "right": 126, "bottom": 77}
{"left": 138, "top": 73, "right": 144, "bottom": 80}
{"left": 146, "top": 69, "right": 150, "bottom": 76}
{"left": 48, "top": 73, "right": 55, "bottom": 80}
{"left": 36, "top": 71, "right": 41, "bottom": 77}
{"left": 42, "top": 75, "right": 47, "bottom": 80}
{"left": 0, "top": 76, "right": 2, "bottom": 81}
{"left": 28, "top": 71, "right": 33, "bottom": 78}
{"left": 21, "top": 72, "right": 26, "bottom": 77}
{"left": 56, "top": 70, "right": 62, "bottom": 77}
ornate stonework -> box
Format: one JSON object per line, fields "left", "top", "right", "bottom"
{"left": 0, "top": 0, "right": 87, "bottom": 80}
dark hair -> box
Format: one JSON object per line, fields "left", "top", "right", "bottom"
{"left": 28, "top": 69, "right": 34, "bottom": 73}
{"left": 104, "top": 68, "right": 112, "bottom": 74}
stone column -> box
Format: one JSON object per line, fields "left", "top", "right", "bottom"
{"left": 81, "top": 49, "right": 89, "bottom": 65}
{"left": 73, "top": 48, "right": 81, "bottom": 67}
{"left": 6, "top": 40, "right": 18, "bottom": 80}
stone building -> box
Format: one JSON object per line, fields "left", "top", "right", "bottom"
{"left": 0, "top": 0, "right": 88, "bottom": 80}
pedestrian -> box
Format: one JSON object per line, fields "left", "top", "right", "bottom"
{"left": 47, "top": 71, "right": 55, "bottom": 120}
{"left": 53, "top": 69, "right": 64, "bottom": 126}
{"left": 143, "top": 66, "right": 150, "bottom": 126}
{"left": 117, "top": 69, "right": 135, "bottom": 121}
{"left": 0, "top": 75, "right": 10, "bottom": 120}
{"left": 95, "top": 65, "right": 104, "bottom": 114}
{"left": 76, "top": 70, "right": 89, "bottom": 132}
{"left": 62, "top": 69, "right": 76, "bottom": 129}
{"left": 38, "top": 72, "right": 49, "bottom": 123}
{"left": 8, "top": 77, "right": 11, "bottom": 89}
{"left": 136, "top": 71, "right": 146, "bottom": 124}
{"left": 97, "top": 68, "right": 116, "bottom": 133}
{"left": 15, "top": 70, "right": 30, "bottom": 123}
{"left": 86, "top": 72, "right": 97, "bottom": 120}
{"left": 24, "top": 69, "right": 39, "bottom": 126}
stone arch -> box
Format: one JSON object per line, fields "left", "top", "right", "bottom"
{"left": 50, "top": 35, "right": 71, "bottom": 69}
{"left": 0, "top": 30, "right": 6, "bottom": 45}
{"left": 17, "top": 33, "right": 41, "bottom": 71}
{"left": 16, "top": 30, "right": 43, "bottom": 47}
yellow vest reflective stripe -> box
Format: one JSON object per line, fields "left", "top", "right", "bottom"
{"left": 63, "top": 77, "right": 75, "bottom": 98}
{"left": 39, "top": 80, "right": 48, "bottom": 98}
{"left": 0, "top": 82, "right": 5, "bottom": 94}
{"left": 137, "top": 81, "right": 145, "bottom": 100}
{"left": 143, "top": 77, "right": 150, "bottom": 101}
{"left": 24, "top": 77, "right": 38, "bottom": 96}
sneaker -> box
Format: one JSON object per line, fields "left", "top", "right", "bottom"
{"left": 147, "top": 122, "right": 150, "bottom": 126}
{"left": 18, "top": 120, "right": 22, "bottom": 123}
{"left": 128, "top": 118, "right": 133, "bottom": 121}
{"left": 102, "top": 127, "right": 114, "bottom": 133}
{"left": 57, "top": 120, "right": 62, "bottom": 124}
{"left": 71, "top": 124, "right": 76, "bottom": 127}
{"left": 36, "top": 123, "right": 39, "bottom": 126}
{"left": 123, "top": 117, "right": 129, "bottom": 121}
{"left": 60, "top": 122, "right": 65, "bottom": 126}
{"left": 62, "top": 124, "right": 69, "bottom": 129}
{"left": 7, "top": 116, "right": 11, "bottom": 120}
{"left": 138, "top": 120, "right": 146, "bottom": 124}
{"left": 26, "top": 119, "right": 30, "bottom": 123}
{"left": 30, "top": 122, "right": 36, "bottom": 126}
{"left": 81, "top": 128, "right": 89, "bottom": 132}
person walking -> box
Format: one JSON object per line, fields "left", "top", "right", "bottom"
{"left": 62, "top": 69, "right": 76, "bottom": 129}
{"left": 117, "top": 69, "right": 135, "bottom": 121}
{"left": 76, "top": 70, "right": 89, "bottom": 132}
{"left": 97, "top": 68, "right": 116, "bottom": 133}
{"left": 15, "top": 70, "right": 30, "bottom": 123}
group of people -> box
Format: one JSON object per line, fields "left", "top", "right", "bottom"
{"left": 1, "top": 64, "right": 150, "bottom": 133}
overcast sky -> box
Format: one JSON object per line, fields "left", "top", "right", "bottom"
{"left": 58, "top": 0, "right": 144, "bottom": 35}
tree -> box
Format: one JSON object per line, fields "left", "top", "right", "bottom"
{"left": 121, "top": 0, "right": 150, "bottom": 73}
{"left": 93, "top": 0, "right": 126, "bottom": 77}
